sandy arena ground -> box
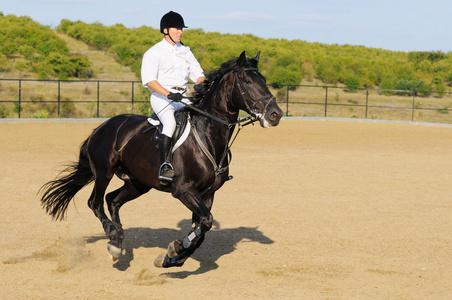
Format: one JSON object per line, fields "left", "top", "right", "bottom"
{"left": 0, "top": 118, "right": 451, "bottom": 299}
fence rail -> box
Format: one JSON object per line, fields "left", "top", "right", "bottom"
{"left": 0, "top": 79, "right": 451, "bottom": 124}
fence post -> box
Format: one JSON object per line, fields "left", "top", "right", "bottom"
{"left": 97, "top": 81, "right": 100, "bottom": 118}
{"left": 365, "top": 88, "right": 369, "bottom": 119}
{"left": 57, "top": 80, "right": 61, "bottom": 118}
{"left": 286, "top": 85, "right": 289, "bottom": 116}
{"left": 324, "top": 86, "right": 328, "bottom": 117}
{"left": 131, "top": 81, "right": 135, "bottom": 114}
{"left": 18, "top": 79, "right": 22, "bottom": 118}
{"left": 412, "top": 91, "right": 416, "bottom": 121}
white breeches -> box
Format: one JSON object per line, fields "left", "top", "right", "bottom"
{"left": 150, "top": 92, "right": 191, "bottom": 137}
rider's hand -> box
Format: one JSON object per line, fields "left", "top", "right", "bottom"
{"left": 167, "top": 92, "right": 183, "bottom": 102}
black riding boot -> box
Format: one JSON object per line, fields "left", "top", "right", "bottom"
{"left": 158, "top": 134, "right": 174, "bottom": 183}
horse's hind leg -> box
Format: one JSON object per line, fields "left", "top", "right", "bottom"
{"left": 106, "top": 179, "right": 150, "bottom": 260}
{"left": 87, "top": 171, "right": 117, "bottom": 251}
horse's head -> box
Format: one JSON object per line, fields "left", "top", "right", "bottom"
{"left": 231, "top": 51, "right": 283, "bottom": 127}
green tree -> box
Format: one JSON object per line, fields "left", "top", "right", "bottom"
{"left": 344, "top": 74, "right": 361, "bottom": 92}
{"left": 0, "top": 14, "right": 92, "bottom": 79}
{"left": 380, "top": 77, "right": 394, "bottom": 96}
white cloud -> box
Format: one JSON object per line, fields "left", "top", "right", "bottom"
{"left": 296, "top": 13, "right": 332, "bottom": 22}
{"left": 281, "top": 13, "right": 332, "bottom": 29}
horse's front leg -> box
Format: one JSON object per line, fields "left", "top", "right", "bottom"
{"left": 106, "top": 179, "right": 151, "bottom": 260}
{"left": 154, "top": 191, "right": 214, "bottom": 268}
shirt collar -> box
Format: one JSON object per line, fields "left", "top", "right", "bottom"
{"left": 161, "top": 38, "right": 190, "bottom": 56}
{"left": 161, "top": 38, "right": 178, "bottom": 53}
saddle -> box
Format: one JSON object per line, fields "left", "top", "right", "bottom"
{"left": 144, "top": 109, "right": 191, "bottom": 152}
{"left": 115, "top": 112, "right": 191, "bottom": 182}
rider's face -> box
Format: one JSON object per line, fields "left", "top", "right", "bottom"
{"left": 165, "top": 27, "right": 183, "bottom": 45}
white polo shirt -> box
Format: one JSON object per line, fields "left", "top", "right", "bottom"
{"left": 141, "top": 38, "right": 204, "bottom": 93}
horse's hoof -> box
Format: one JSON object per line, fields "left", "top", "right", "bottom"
{"left": 154, "top": 254, "right": 166, "bottom": 268}
{"left": 107, "top": 243, "right": 122, "bottom": 261}
{"left": 167, "top": 241, "right": 178, "bottom": 258}
{"left": 110, "top": 254, "right": 118, "bottom": 262}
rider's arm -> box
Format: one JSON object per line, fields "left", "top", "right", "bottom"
{"left": 147, "top": 81, "right": 170, "bottom": 97}
{"left": 196, "top": 76, "right": 205, "bottom": 84}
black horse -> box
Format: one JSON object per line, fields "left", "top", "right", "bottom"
{"left": 39, "top": 51, "right": 283, "bottom": 268}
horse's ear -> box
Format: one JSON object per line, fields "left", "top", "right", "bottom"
{"left": 237, "top": 51, "right": 247, "bottom": 67}
{"left": 254, "top": 51, "right": 261, "bottom": 62}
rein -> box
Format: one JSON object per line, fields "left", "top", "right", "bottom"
{"left": 181, "top": 67, "right": 274, "bottom": 128}
{"left": 181, "top": 103, "right": 252, "bottom": 179}
{"left": 190, "top": 115, "right": 251, "bottom": 178}
{"left": 176, "top": 66, "right": 272, "bottom": 181}
{"left": 178, "top": 100, "right": 254, "bottom": 128}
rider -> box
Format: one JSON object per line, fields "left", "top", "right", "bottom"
{"left": 141, "top": 11, "right": 205, "bottom": 183}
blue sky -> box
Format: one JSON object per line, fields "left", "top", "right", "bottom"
{"left": 2, "top": 0, "right": 451, "bottom": 52}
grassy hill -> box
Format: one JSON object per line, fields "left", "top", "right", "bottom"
{"left": 1, "top": 13, "right": 451, "bottom": 122}
{"left": 56, "top": 19, "right": 452, "bottom": 95}
{"left": 55, "top": 31, "right": 138, "bottom": 81}
{"left": 0, "top": 14, "right": 138, "bottom": 81}
{"left": 2, "top": 13, "right": 452, "bottom": 93}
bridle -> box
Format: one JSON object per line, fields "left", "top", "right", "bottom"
{"left": 232, "top": 67, "right": 275, "bottom": 122}
{"left": 178, "top": 65, "right": 277, "bottom": 184}
{"left": 182, "top": 66, "right": 275, "bottom": 128}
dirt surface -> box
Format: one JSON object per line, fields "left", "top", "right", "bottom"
{"left": 1, "top": 118, "right": 451, "bottom": 299}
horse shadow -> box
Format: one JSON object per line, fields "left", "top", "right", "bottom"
{"left": 85, "top": 219, "right": 274, "bottom": 278}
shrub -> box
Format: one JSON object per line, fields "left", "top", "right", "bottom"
{"left": 0, "top": 53, "right": 10, "bottom": 71}
{"left": 0, "top": 15, "right": 92, "bottom": 79}
{"left": 344, "top": 75, "right": 361, "bottom": 92}
{"left": 43, "top": 52, "right": 92, "bottom": 79}
{"left": 433, "top": 77, "right": 447, "bottom": 97}
{"left": 60, "top": 98, "right": 76, "bottom": 117}
{"left": 33, "top": 109, "right": 49, "bottom": 118}
{"left": 380, "top": 77, "right": 395, "bottom": 96}
{"left": 0, "top": 104, "right": 9, "bottom": 118}
{"left": 393, "top": 79, "right": 424, "bottom": 93}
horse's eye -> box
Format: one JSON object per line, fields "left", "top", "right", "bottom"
{"left": 245, "top": 79, "right": 251, "bottom": 84}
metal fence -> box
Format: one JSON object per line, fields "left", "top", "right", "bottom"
{"left": 1, "top": 79, "right": 451, "bottom": 124}
{"left": 278, "top": 84, "right": 452, "bottom": 124}
{"left": 0, "top": 79, "right": 149, "bottom": 119}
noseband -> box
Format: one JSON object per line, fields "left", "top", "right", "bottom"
{"left": 232, "top": 67, "right": 275, "bottom": 120}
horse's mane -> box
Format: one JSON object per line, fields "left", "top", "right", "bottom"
{"left": 191, "top": 55, "right": 259, "bottom": 107}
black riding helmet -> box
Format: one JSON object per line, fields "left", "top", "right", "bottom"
{"left": 160, "top": 11, "right": 187, "bottom": 33}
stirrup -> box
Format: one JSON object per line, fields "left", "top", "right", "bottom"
{"left": 158, "top": 162, "right": 174, "bottom": 182}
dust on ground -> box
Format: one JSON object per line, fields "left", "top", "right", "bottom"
{"left": 1, "top": 119, "right": 451, "bottom": 299}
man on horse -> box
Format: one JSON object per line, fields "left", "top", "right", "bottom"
{"left": 141, "top": 11, "right": 205, "bottom": 183}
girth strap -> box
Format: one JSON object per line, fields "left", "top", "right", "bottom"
{"left": 192, "top": 125, "right": 230, "bottom": 176}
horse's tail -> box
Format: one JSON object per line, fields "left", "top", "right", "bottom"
{"left": 39, "top": 139, "right": 94, "bottom": 221}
